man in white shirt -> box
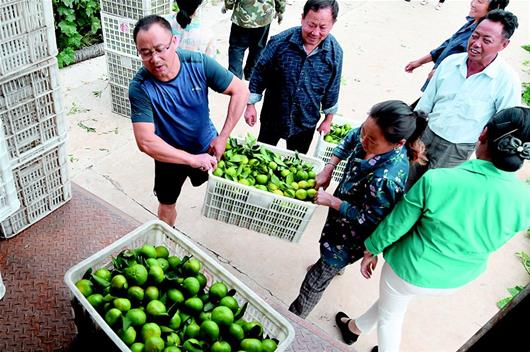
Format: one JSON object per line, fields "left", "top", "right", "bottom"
{"left": 408, "top": 10, "right": 520, "bottom": 187}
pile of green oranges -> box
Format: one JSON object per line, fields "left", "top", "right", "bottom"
{"left": 75, "top": 244, "right": 279, "bottom": 352}
{"left": 212, "top": 135, "right": 318, "bottom": 201}
{"left": 323, "top": 123, "right": 354, "bottom": 145}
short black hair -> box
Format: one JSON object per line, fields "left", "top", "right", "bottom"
{"left": 176, "top": 0, "right": 203, "bottom": 29}
{"left": 488, "top": 0, "right": 509, "bottom": 11}
{"left": 303, "top": 0, "right": 339, "bottom": 22}
{"left": 133, "top": 15, "right": 172, "bottom": 44}
{"left": 484, "top": 9, "right": 518, "bottom": 39}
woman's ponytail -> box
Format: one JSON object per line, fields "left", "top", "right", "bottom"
{"left": 176, "top": 9, "right": 192, "bottom": 29}
{"left": 405, "top": 110, "right": 429, "bottom": 165}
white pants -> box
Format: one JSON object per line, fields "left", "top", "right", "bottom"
{"left": 355, "top": 263, "right": 457, "bottom": 352}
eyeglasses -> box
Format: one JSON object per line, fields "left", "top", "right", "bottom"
{"left": 137, "top": 37, "right": 173, "bottom": 61}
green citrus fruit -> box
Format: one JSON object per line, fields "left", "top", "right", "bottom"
{"left": 111, "top": 274, "right": 128, "bottom": 291}
{"left": 140, "top": 245, "right": 158, "bottom": 259}
{"left": 167, "top": 288, "right": 185, "bottom": 304}
{"left": 126, "top": 308, "right": 147, "bottom": 326}
{"left": 146, "top": 258, "right": 160, "bottom": 268}
{"left": 306, "top": 188, "right": 317, "bottom": 198}
{"left": 184, "top": 322, "right": 201, "bottom": 339}
{"left": 256, "top": 174, "right": 268, "bottom": 185}
{"left": 125, "top": 264, "right": 149, "bottom": 286}
{"left": 144, "top": 335, "right": 165, "bottom": 352}
{"left": 168, "top": 256, "right": 181, "bottom": 270}
{"left": 146, "top": 300, "right": 167, "bottom": 316}
{"left": 296, "top": 170, "right": 308, "bottom": 181}
{"left": 120, "top": 326, "right": 137, "bottom": 346}
{"left": 211, "top": 341, "right": 231, "bottom": 352}
{"left": 75, "top": 279, "right": 93, "bottom": 297}
{"left": 163, "top": 346, "right": 181, "bottom": 352}
{"left": 280, "top": 169, "right": 290, "bottom": 177}
{"left": 290, "top": 182, "right": 299, "bottom": 190}
{"left": 307, "top": 170, "right": 316, "bottom": 179}
{"left": 238, "top": 178, "right": 250, "bottom": 186}
{"left": 182, "top": 277, "right": 201, "bottom": 297}
{"left": 211, "top": 306, "right": 234, "bottom": 327}
{"left": 104, "top": 308, "right": 122, "bottom": 327}
{"left": 228, "top": 323, "right": 245, "bottom": 341}
{"left": 219, "top": 296, "right": 239, "bottom": 313}
{"left": 155, "top": 245, "right": 169, "bottom": 259}
{"left": 297, "top": 180, "right": 308, "bottom": 189}
{"left": 141, "top": 322, "right": 162, "bottom": 341}
{"left": 94, "top": 268, "right": 112, "bottom": 282}
{"left": 196, "top": 273, "right": 207, "bottom": 290}
{"left": 240, "top": 338, "right": 263, "bottom": 352}
{"left": 130, "top": 342, "right": 145, "bottom": 352}
{"left": 184, "top": 297, "right": 204, "bottom": 313}
{"left": 295, "top": 189, "right": 307, "bottom": 200}
{"left": 213, "top": 168, "right": 223, "bottom": 177}
{"left": 268, "top": 161, "right": 277, "bottom": 170}
{"left": 198, "top": 311, "right": 211, "bottom": 322}
{"left": 255, "top": 185, "right": 268, "bottom": 192}
{"left": 166, "top": 331, "right": 181, "bottom": 346}
{"left": 156, "top": 258, "right": 170, "bottom": 272}
{"left": 272, "top": 189, "right": 283, "bottom": 196}
{"left": 267, "top": 183, "right": 278, "bottom": 192}
{"left": 114, "top": 297, "right": 132, "bottom": 312}
{"left": 168, "top": 312, "right": 182, "bottom": 330}
{"left": 87, "top": 293, "right": 104, "bottom": 308}
{"left": 182, "top": 258, "right": 202, "bottom": 276}
{"left": 225, "top": 167, "right": 237, "bottom": 177}
{"left": 261, "top": 339, "right": 278, "bottom": 352}
{"left": 128, "top": 286, "right": 145, "bottom": 303}
{"left": 145, "top": 286, "right": 160, "bottom": 301}
{"left": 306, "top": 179, "right": 316, "bottom": 188}
{"left": 209, "top": 282, "right": 228, "bottom": 302}
{"left": 149, "top": 265, "right": 165, "bottom": 285}
{"left": 200, "top": 320, "right": 220, "bottom": 341}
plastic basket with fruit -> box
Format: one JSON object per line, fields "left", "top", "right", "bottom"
{"left": 65, "top": 220, "right": 294, "bottom": 352}
{"left": 202, "top": 135, "right": 324, "bottom": 242}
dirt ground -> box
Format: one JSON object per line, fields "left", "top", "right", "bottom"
{"left": 61, "top": 1, "right": 530, "bottom": 351}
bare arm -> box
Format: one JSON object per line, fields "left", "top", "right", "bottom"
{"left": 133, "top": 122, "right": 217, "bottom": 170}
{"left": 209, "top": 76, "right": 249, "bottom": 160}
{"left": 405, "top": 54, "right": 433, "bottom": 73}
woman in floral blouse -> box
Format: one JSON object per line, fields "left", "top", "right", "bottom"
{"left": 289, "top": 100, "right": 428, "bottom": 318}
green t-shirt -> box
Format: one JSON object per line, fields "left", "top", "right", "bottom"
{"left": 365, "top": 159, "right": 530, "bottom": 289}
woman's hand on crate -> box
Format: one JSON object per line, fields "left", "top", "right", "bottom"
{"left": 315, "top": 188, "right": 342, "bottom": 210}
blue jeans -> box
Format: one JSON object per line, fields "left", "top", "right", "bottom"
{"left": 228, "top": 23, "right": 270, "bottom": 80}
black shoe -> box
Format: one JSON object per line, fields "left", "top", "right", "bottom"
{"left": 371, "top": 346, "right": 379, "bottom": 352}
{"left": 335, "top": 311, "right": 359, "bottom": 345}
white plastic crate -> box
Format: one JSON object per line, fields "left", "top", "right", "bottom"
{"left": 0, "top": 0, "right": 57, "bottom": 79}
{"left": 0, "top": 58, "right": 66, "bottom": 164}
{"left": 64, "top": 220, "right": 295, "bottom": 351}
{"left": 314, "top": 117, "right": 360, "bottom": 183}
{"left": 101, "top": 13, "right": 137, "bottom": 57}
{"left": 202, "top": 141, "right": 324, "bottom": 242}
{"left": 105, "top": 49, "right": 142, "bottom": 88}
{"left": 0, "top": 120, "right": 19, "bottom": 222}
{"left": 100, "top": 0, "right": 171, "bottom": 19}
{"left": 109, "top": 82, "right": 130, "bottom": 117}
{"left": 0, "top": 140, "right": 71, "bottom": 238}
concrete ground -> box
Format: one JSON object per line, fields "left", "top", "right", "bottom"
{"left": 60, "top": 1, "right": 530, "bottom": 351}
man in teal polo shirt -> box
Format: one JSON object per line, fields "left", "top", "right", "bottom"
{"left": 129, "top": 15, "right": 248, "bottom": 226}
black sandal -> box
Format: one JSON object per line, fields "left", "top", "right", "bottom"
{"left": 335, "top": 311, "right": 359, "bottom": 345}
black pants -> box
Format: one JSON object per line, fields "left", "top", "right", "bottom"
{"left": 228, "top": 23, "right": 270, "bottom": 80}
{"left": 258, "top": 126, "right": 315, "bottom": 154}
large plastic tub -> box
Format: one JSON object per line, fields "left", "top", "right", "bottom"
{"left": 105, "top": 49, "right": 142, "bottom": 88}
{"left": 101, "top": 13, "right": 137, "bottom": 58}
{"left": 313, "top": 117, "right": 359, "bottom": 183}
{"left": 0, "top": 139, "right": 71, "bottom": 238}
{"left": 64, "top": 220, "right": 295, "bottom": 351}
{"left": 109, "top": 82, "right": 130, "bottom": 117}
{"left": 0, "top": 0, "right": 57, "bottom": 79}
{"left": 100, "top": 0, "right": 171, "bottom": 20}
{"left": 0, "top": 58, "right": 66, "bottom": 164}
{"left": 202, "top": 142, "right": 324, "bottom": 243}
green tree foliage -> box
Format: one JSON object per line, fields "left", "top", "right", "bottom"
{"left": 52, "top": 0, "right": 103, "bottom": 67}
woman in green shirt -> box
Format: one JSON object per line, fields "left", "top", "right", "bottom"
{"left": 335, "top": 106, "right": 530, "bottom": 351}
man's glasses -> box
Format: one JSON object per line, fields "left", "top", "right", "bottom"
{"left": 137, "top": 37, "right": 173, "bottom": 61}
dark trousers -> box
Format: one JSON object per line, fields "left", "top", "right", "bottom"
{"left": 228, "top": 23, "right": 270, "bottom": 80}
{"left": 258, "top": 126, "right": 315, "bottom": 154}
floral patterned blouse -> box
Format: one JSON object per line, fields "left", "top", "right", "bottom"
{"left": 320, "top": 127, "right": 410, "bottom": 266}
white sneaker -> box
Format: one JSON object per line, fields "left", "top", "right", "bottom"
{"left": 435, "top": 2, "right": 443, "bottom": 10}
{"left": 420, "top": 0, "right": 429, "bottom": 4}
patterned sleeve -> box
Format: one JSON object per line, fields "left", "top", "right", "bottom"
{"left": 321, "top": 42, "right": 343, "bottom": 111}
{"left": 332, "top": 127, "right": 360, "bottom": 161}
{"left": 339, "top": 176, "right": 405, "bottom": 235}
{"left": 248, "top": 35, "right": 278, "bottom": 95}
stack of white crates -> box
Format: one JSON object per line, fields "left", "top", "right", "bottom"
{"left": 0, "top": 0, "right": 71, "bottom": 238}
{"left": 100, "top": 0, "right": 172, "bottom": 117}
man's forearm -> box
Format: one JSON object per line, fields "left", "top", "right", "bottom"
{"left": 219, "top": 89, "right": 248, "bottom": 138}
